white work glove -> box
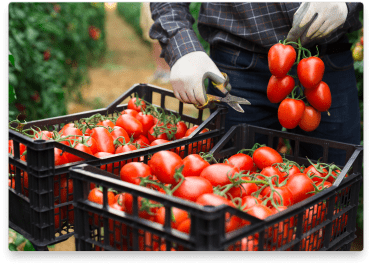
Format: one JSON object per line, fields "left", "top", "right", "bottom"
{"left": 287, "top": 2, "right": 348, "bottom": 46}
{"left": 170, "top": 51, "right": 226, "bottom": 105}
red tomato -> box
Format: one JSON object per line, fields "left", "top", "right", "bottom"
{"left": 315, "top": 181, "right": 332, "bottom": 190}
{"left": 155, "top": 207, "right": 189, "bottom": 229}
{"left": 260, "top": 186, "right": 294, "bottom": 207}
{"left": 253, "top": 146, "right": 283, "bottom": 170}
{"left": 276, "top": 163, "right": 301, "bottom": 179}
{"left": 297, "top": 56, "right": 325, "bottom": 89}
{"left": 286, "top": 173, "right": 315, "bottom": 204}
{"left": 299, "top": 105, "right": 321, "bottom": 132}
{"left": 54, "top": 148, "right": 69, "bottom": 166}
{"left": 226, "top": 176, "right": 259, "bottom": 200}
{"left": 148, "top": 151, "right": 183, "bottom": 185}
{"left": 278, "top": 98, "right": 306, "bottom": 129}
{"left": 241, "top": 195, "right": 262, "bottom": 212}
{"left": 304, "top": 165, "right": 328, "bottom": 183}
{"left": 66, "top": 142, "right": 93, "bottom": 163}
{"left": 79, "top": 136, "right": 99, "bottom": 155}
{"left": 34, "top": 130, "right": 53, "bottom": 140}
{"left": 200, "top": 163, "right": 239, "bottom": 187}
{"left": 88, "top": 187, "right": 116, "bottom": 226}
{"left": 181, "top": 154, "right": 210, "bottom": 177}
{"left": 124, "top": 193, "right": 158, "bottom": 220}
{"left": 270, "top": 205, "right": 295, "bottom": 247}
{"left": 127, "top": 97, "right": 146, "bottom": 113}
{"left": 115, "top": 143, "right": 137, "bottom": 155}
{"left": 116, "top": 114, "right": 143, "bottom": 139}
{"left": 119, "top": 162, "right": 152, "bottom": 185}
{"left": 268, "top": 43, "right": 297, "bottom": 78}
{"left": 135, "top": 112, "right": 154, "bottom": 136}
{"left": 174, "top": 121, "right": 188, "bottom": 139}
{"left": 227, "top": 153, "right": 254, "bottom": 172}
{"left": 97, "top": 119, "right": 115, "bottom": 129}
{"left": 90, "top": 127, "right": 115, "bottom": 154}
{"left": 60, "top": 125, "right": 83, "bottom": 138}
{"left": 267, "top": 75, "right": 295, "bottom": 103}
{"left": 301, "top": 231, "right": 323, "bottom": 251}
{"left": 111, "top": 126, "right": 130, "bottom": 145}
{"left": 121, "top": 108, "right": 139, "bottom": 117}
{"left": 133, "top": 135, "right": 150, "bottom": 148}
{"left": 147, "top": 124, "right": 169, "bottom": 143}
{"left": 227, "top": 236, "right": 259, "bottom": 251}
{"left": 259, "top": 166, "right": 286, "bottom": 185}
{"left": 172, "top": 176, "right": 213, "bottom": 202}
{"left": 177, "top": 218, "right": 191, "bottom": 234}
{"left": 246, "top": 204, "right": 273, "bottom": 220}
{"left": 304, "top": 81, "right": 332, "bottom": 112}
{"left": 150, "top": 139, "right": 170, "bottom": 146}
{"left": 94, "top": 152, "right": 120, "bottom": 175}
{"left": 303, "top": 203, "right": 326, "bottom": 233}
{"left": 196, "top": 193, "right": 241, "bottom": 233}
{"left": 184, "top": 125, "right": 198, "bottom": 137}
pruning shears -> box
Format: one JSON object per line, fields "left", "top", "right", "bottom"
{"left": 194, "top": 72, "right": 251, "bottom": 113}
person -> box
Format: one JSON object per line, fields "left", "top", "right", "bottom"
{"left": 149, "top": 2, "right": 363, "bottom": 166}
{"left": 140, "top": 2, "right": 171, "bottom": 84}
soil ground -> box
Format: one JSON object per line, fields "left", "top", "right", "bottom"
{"left": 50, "top": 6, "right": 363, "bottom": 252}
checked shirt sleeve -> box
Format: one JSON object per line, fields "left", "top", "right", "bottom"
{"left": 149, "top": 3, "right": 205, "bottom": 68}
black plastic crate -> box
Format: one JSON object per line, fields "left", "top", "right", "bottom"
{"left": 70, "top": 124, "right": 363, "bottom": 251}
{"left": 8, "top": 83, "right": 227, "bottom": 250}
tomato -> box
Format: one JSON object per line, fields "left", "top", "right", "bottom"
{"left": 246, "top": 204, "right": 273, "bottom": 220}
{"left": 97, "top": 119, "right": 115, "bottom": 129}
{"left": 286, "top": 173, "right": 315, "bottom": 204}
{"left": 150, "top": 139, "right": 170, "bottom": 146}
{"left": 177, "top": 218, "right": 191, "bottom": 234}
{"left": 227, "top": 153, "right": 254, "bottom": 173}
{"left": 111, "top": 126, "right": 130, "bottom": 145}
{"left": 275, "top": 163, "right": 301, "bottom": 179}
{"left": 90, "top": 127, "right": 115, "bottom": 154}
{"left": 184, "top": 125, "right": 198, "bottom": 137}
{"left": 108, "top": 199, "right": 127, "bottom": 250}
{"left": 60, "top": 125, "right": 83, "bottom": 138}
{"left": 267, "top": 75, "right": 295, "bottom": 103}
{"left": 8, "top": 140, "right": 27, "bottom": 157}
{"left": 260, "top": 186, "right": 294, "bottom": 207}
{"left": 253, "top": 146, "right": 283, "bottom": 170}
{"left": 176, "top": 137, "right": 199, "bottom": 158}
{"left": 34, "top": 130, "right": 53, "bottom": 140}
{"left": 196, "top": 193, "right": 241, "bottom": 233}
{"left": 258, "top": 166, "right": 286, "bottom": 185}
{"left": 278, "top": 98, "right": 306, "bottom": 129}
{"left": 135, "top": 112, "right": 154, "bottom": 136}
{"left": 299, "top": 105, "right": 321, "bottom": 132}
{"left": 155, "top": 207, "right": 189, "bottom": 229}
{"left": 330, "top": 169, "right": 347, "bottom": 183}
{"left": 297, "top": 56, "right": 325, "bottom": 89}
{"left": 304, "top": 81, "right": 332, "bottom": 112}
{"left": 148, "top": 151, "right": 183, "bottom": 185}
{"left": 315, "top": 181, "right": 332, "bottom": 191}
{"left": 133, "top": 135, "right": 150, "bottom": 148}
{"left": 147, "top": 124, "right": 169, "bottom": 143}
{"left": 119, "top": 162, "right": 152, "bottom": 185}
{"left": 128, "top": 97, "right": 146, "bottom": 113}
{"left": 79, "top": 136, "right": 99, "bottom": 155}
{"left": 181, "top": 154, "right": 210, "bottom": 177}
{"left": 88, "top": 187, "right": 116, "bottom": 226}
{"left": 121, "top": 108, "right": 139, "bottom": 117}
{"left": 172, "top": 176, "right": 213, "bottom": 202}
{"left": 300, "top": 230, "right": 323, "bottom": 251}
{"left": 200, "top": 163, "right": 239, "bottom": 187}
{"left": 116, "top": 114, "right": 143, "bottom": 139}
{"left": 54, "top": 148, "right": 69, "bottom": 166}
{"left": 115, "top": 143, "right": 137, "bottom": 155}
{"left": 304, "top": 165, "right": 328, "bottom": 183}
{"left": 268, "top": 43, "right": 297, "bottom": 78}
{"left": 66, "top": 142, "right": 93, "bottom": 163}
{"left": 94, "top": 152, "right": 120, "bottom": 174}
{"left": 226, "top": 176, "right": 259, "bottom": 200}
{"left": 174, "top": 121, "right": 188, "bottom": 139}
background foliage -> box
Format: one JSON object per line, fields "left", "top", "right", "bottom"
{"left": 9, "top": 2, "right": 107, "bottom": 122}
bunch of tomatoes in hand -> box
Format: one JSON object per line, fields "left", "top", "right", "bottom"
{"left": 87, "top": 143, "right": 346, "bottom": 251}
{"left": 267, "top": 39, "right": 332, "bottom": 132}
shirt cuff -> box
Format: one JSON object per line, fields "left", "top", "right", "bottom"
{"left": 163, "top": 29, "right": 206, "bottom": 68}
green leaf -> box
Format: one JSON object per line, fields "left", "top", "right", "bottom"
{"left": 9, "top": 243, "right": 17, "bottom": 251}
{"left": 26, "top": 27, "right": 39, "bottom": 42}
{"left": 9, "top": 54, "right": 15, "bottom": 66}
{"left": 9, "top": 85, "right": 17, "bottom": 103}
{"left": 24, "top": 240, "right": 36, "bottom": 251}
{"left": 14, "top": 233, "right": 26, "bottom": 246}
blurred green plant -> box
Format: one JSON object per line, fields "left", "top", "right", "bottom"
{"left": 9, "top": 2, "right": 107, "bottom": 122}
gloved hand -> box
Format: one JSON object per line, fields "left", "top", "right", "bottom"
{"left": 170, "top": 51, "right": 226, "bottom": 105}
{"left": 286, "top": 2, "right": 348, "bottom": 46}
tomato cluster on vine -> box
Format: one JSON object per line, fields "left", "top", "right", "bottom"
{"left": 267, "top": 39, "right": 332, "bottom": 132}
{"left": 85, "top": 143, "right": 346, "bottom": 251}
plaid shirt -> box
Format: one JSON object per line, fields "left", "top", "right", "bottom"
{"left": 150, "top": 2, "right": 363, "bottom": 68}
